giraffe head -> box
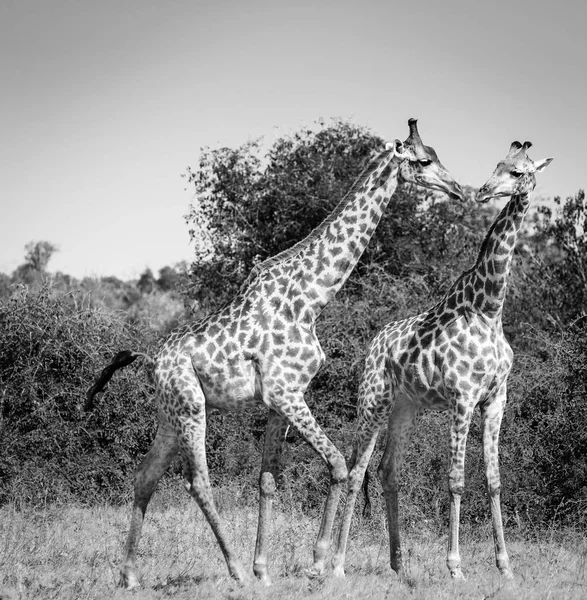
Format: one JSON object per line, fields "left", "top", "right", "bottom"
{"left": 476, "top": 141, "right": 553, "bottom": 203}
{"left": 392, "top": 118, "right": 465, "bottom": 201}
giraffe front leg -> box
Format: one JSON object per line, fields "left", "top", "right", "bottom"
{"left": 272, "top": 391, "right": 347, "bottom": 577}
{"left": 446, "top": 401, "right": 472, "bottom": 581}
{"left": 447, "top": 487, "right": 464, "bottom": 580}
{"left": 481, "top": 386, "right": 513, "bottom": 579}
{"left": 332, "top": 424, "right": 380, "bottom": 578}
{"left": 307, "top": 426, "right": 347, "bottom": 576}
{"left": 253, "top": 410, "right": 289, "bottom": 585}
{"left": 121, "top": 423, "right": 178, "bottom": 589}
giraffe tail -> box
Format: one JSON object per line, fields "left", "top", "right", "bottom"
{"left": 362, "top": 469, "right": 373, "bottom": 519}
{"left": 85, "top": 350, "right": 151, "bottom": 411}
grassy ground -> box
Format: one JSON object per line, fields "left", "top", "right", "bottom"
{"left": 1, "top": 484, "right": 586, "bottom": 600}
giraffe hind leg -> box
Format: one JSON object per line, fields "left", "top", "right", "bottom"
{"left": 378, "top": 397, "right": 419, "bottom": 579}
{"left": 446, "top": 396, "right": 473, "bottom": 580}
{"left": 253, "top": 409, "right": 289, "bottom": 585}
{"left": 168, "top": 368, "right": 247, "bottom": 583}
{"left": 332, "top": 420, "right": 381, "bottom": 578}
{"left": 120, "top": 420, "right": 178, "bottom": 589}
{"left": 481, "top": 385, "right": 513, "bottom": 579}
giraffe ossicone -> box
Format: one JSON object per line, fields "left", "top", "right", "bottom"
{"left": 85, "top": 119, "right": 465, "bottom": 587}
{"left": 330, "top": 142, "right": 553, "bottom": 581}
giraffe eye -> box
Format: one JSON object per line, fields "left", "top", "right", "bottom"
{"left": 511, "top": 170, "right": 523, "bottom": 178}
{"left": 418, "top": 159, "right": 432, "bottom": 167}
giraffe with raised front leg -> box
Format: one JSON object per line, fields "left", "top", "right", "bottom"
{"left": 331, "top": 141, "right": 553, "bottom": 581}
{"left": 85, "top": 119, "right": 465, "bottom": 588}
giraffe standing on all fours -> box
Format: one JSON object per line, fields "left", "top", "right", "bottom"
{"left": 331, "top": 141, "right": 553, "bottom": 581}
{"left": 85, "top": 119, "right": 466, "bottom": 587}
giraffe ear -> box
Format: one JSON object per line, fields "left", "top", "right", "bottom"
{"left": 385, "top": 140, "right": 404, "bottom": 157}
{"left": 392, "top": 139, "right": 405, "bottom": 157}
{"left": 534, "top": 157, "right": 554, "bottom": 172}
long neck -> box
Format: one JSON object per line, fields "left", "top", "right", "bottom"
{"left": 257, "top": 149, "right": 400, "bottom": 315}
{"left": 468, "top": 193, "right": 531, "bottom": 318}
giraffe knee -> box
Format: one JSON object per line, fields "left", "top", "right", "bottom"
{"left": 448, "top": 470, "right": 465, "bottom": 496}
{"left": 347, "top": 466, "right": 365, "bottom": 494}
{"left": 378, "top": 477, "right": 399, "bottom": 495}
{"left": 133, "top": 463, "right": 161, "bottom": 501}
{"left": 331, "top": 453, "right": 348, "bottom": 485}
{"left": 259, "top": 472, "right": 277, "bottom": 497}
{"left": 376, "top": 463, "right": 398, "bottom": 494}
{"left": 487, "top": 480, "right": 501, "bottom": 497}
{"left": 486, "top": 467, "right": 501, "bottom": 496}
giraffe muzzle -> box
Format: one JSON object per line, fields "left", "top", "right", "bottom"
{"left": 446, "top": 181, "right": 466, "bottom": 202}
{"left": 476, "top": 186, "right": 494, "bottom": 203}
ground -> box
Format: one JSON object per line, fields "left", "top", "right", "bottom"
{"left": 1, "top": 483, "right": 585, "bottom": 600}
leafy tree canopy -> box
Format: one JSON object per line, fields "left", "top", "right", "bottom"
{"left": 184, "top": 119, "right": 488, "bottom": 310}
{"left": 535, "top": 190, "right": 587, "bottom": 320}
{"left": 11, "top": 241, "right": 59, "bottom": 287}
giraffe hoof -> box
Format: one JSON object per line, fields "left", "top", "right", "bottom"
{"left": 226, "top": 559, "right": 247, "bottom": 584}
{"left": 252, "top": 565, "right": 270, "bottom": 586}
{"left": 332, "top": 566, "right": 346, "bottom": 578}
{"left": 119, "top": 572, "right": 140, "bottom": 590}
{"left": 450, "top": 568, "right": 466, "bottom": 581}
{"left": 501, "top": 568, "right": 514, "bottom": 580}
{"left": 304, "top": 566, "right": 325, "bottom": 580}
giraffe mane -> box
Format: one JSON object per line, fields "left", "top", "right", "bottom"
{"left": 466, "top": 192, "right": 525, "bottom": 276}
{"left": 242, "top": 146, "right": 390, "bottom": 285}
{"left": 438, "top": 197, "right": 516, "bottom": 297}
{"left": 473, "top": 208, "right": 504, "bottom": 267}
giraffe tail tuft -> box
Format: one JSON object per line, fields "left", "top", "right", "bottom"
{"left": 85, "top": 350, "right": 150, "bottom": 411}
{"left": 362, "top": 469, "right": 373, "bottom": 519}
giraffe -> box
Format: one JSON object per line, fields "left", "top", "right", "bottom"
{"left": 330, "top": 141, "right": 553, "bottom": 581}
{"left": 85, "top": 119, "right": 465, "bottom": 588}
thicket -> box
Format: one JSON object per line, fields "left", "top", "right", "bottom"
{"left": 0, "top": 285, "right": 158, "bottom": 505}
{"left": 1, "top": 119, "right": 586, "bottom": 532}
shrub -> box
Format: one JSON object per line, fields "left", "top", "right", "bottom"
{"left": 0, "top": 283, "right": 157, "bottom": 506}
{"left": 500, "top": 321, "right": 587, "bottom": 527}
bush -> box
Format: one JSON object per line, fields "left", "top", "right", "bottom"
{"left": 0, "top": 283, "right": 158, "bottom": 506}
{"left": 500, "top": 321, "right": 587, "bottom": 527}
{"left": 2, "top": 120, "right": 586, "bottom": 538}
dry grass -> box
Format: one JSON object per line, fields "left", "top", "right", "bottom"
{"left": 1, "top": 483, "right": 586, "bottom": 600}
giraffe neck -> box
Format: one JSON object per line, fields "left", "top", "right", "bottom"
{"left": 250, "top": 148, "right": 401, "bottom": 316}
{"left": 467, "top": 192, "right": 531, "bottom": 318}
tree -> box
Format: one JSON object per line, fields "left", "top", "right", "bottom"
{"left": 0, "top": 272, "right": 11, "bottom": 300}
{"left": 137, "top": 268, "right": 156, "bottom": 294}
{"left": 12, "top": 241, "right": 58, "bottom": 286}
{"left": 156, "top": 266, "right": 181, "bottom": 292}
{"left": 184, "top": 119, "right": 488, "bottom": 311}
{"left": 184, "top": 120, "right": 391, "bottom": 308}
{"left": 511, "top": 190, "right": 587, "bottom": 328}
{"left": 24, "top": 241, "right": 58, "bottom": 272}
{"left": 537, "top": 190, "right": 587, "bottom": 318}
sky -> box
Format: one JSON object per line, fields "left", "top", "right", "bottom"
{"left": 1, "top": 0, "right": 585, "bottom": 280}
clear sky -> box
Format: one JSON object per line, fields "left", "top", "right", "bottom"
{"left": 1, "top": 0, "right": 585, "bottom": 279}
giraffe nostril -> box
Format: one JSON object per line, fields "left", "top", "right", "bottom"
{"left": 476, "top": 187, "right": 492, "bottom": 203}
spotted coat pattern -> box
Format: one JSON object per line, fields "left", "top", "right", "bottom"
{"left": 332, "top": 142, "right": 553, "bottom": 582}
{"left": 117, "top": 120, "right": 466, "bottom": 588}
